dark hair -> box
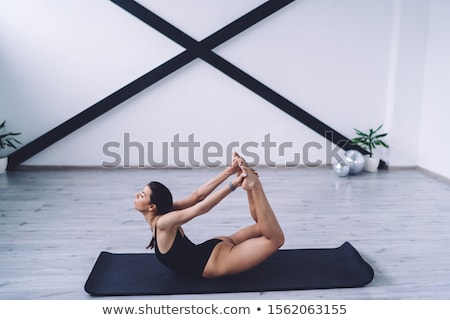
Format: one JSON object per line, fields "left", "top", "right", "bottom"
{"left": 148, "top": 181, "right": 173, "bottom": 215}
{"left": 146, "top": 181, "right": 173, "bottom": 249}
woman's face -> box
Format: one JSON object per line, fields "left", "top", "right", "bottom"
{"left": 134, "top": 186, "right": 152, "bottom": 212}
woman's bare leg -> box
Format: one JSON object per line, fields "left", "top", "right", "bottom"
{"left": 203, "top": 165, "right": 285, "bottom": 278}
{"left": 219, "top": 190, "right": 261, "bottom": 245}
{"left": 227, "top": 156, "right": 261, "bottom": 244}
{"left": 241, "top": 166, "right": 284, "bottom": 245}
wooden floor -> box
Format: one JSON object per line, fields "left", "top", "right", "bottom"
{"left": 1, "top": 166, "right": 450, "bottom": 300}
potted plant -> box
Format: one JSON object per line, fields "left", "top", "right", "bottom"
{"left": 351, "top": 124, "right": 389, "bottom": 172}
{"left": 0, "top": 121, "right": 22, "bottom": 173}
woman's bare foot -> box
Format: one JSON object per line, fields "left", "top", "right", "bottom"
{"left": 240, "top": 165, "right": 259, "bottom": 191}
{"left": 231, "top": 152, "right": 260, "bottom": 190}
{"left": 225, "top": 152, "right": 242, "bottom": 176}
{"left": 234, "top": 152, "right": 259, "bottom": 175}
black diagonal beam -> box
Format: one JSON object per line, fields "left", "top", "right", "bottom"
{"left": 7, "top": 0, "right": 372, "bottom": 170}
{"left": 7, "top": 51, "right": 198, "bottom": 169}
{"left": 7, "top": 0, "right": 297, "bottom": 169}
{"left": 110, "top": 0, "right": 367, "bottom": 153}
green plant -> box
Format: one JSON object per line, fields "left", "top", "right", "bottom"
{"left": 0, "top": 121, "right": 22, "bottom": 151}
{"left": 351, "top": 124, "right": 389, "bottom": 157}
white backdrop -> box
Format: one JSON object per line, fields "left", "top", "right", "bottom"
{"left": 1, "top": 0, "right": 449, "bottom": 177}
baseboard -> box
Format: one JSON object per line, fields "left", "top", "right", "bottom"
{"left": 10, "top": 164, "right": 450, "bottom": 184}
{"left": 388, "top": 165, "right": 450, "bottom": 184}
{"left": 416, "top": 166, "right": 450, "bottom": 184}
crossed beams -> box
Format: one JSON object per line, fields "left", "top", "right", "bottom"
{"left": 7, "top": 0, "right": 367, "bottom": 170}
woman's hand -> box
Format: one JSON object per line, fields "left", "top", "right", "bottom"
{"left": 231, "top": 170, "right": 247, "bottom": 189}
{"left": 224, "top": 151, "right": 242, "bottom": 176}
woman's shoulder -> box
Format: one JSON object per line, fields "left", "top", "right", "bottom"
{"left": 154, "top": 211, "right": 181, "bottom": 230}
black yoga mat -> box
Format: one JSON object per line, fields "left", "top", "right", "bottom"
{"left": 84, "top": 242, "right": 374, "bottom": 296}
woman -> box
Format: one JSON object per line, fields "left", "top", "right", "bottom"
{"left": 134, "top": 152, "right": 284, "bottom": 278}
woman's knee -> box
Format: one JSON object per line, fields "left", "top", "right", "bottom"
{"left": 270, "top": 230, "right": 285, "bottom": 250}
{"left": 276, "top": 232, "right": 285, "bottom": 248}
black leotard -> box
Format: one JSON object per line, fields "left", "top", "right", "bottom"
{"left": 154, "top": 227, "right": 222, "bottom": 278}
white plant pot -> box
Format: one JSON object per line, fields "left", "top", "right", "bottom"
{"left": 364, "top": 155, "right": 380, "bottom": 172}
{"left": 0, "top": 157, "right": 7, "bottom": 174}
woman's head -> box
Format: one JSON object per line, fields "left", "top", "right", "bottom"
{"left": 134, "top": 181, "right": 173, "bottom": 215}
{"left": 146, "top": 181, "right": 173, "bottom": 215}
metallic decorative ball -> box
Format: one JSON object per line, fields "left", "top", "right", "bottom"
{"left": 345, "top": 150, "right": 365, "bottom": 174}
{"left": 333, "top": 161, "right": 350, "bottom": 177}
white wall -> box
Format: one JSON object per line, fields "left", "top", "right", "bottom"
{"left": 385, "top": 0, "right": 450, "bottom": 179}
{"left": 383, "top": 0, "right": 430, "bottom": 167}
{"left": 1, "top": 0, "right": 448, "bottom": 177}
{"left": 0, "top": 0, "right": 184, "bottom": 155}
{"left": 418, "top": 0, "right": 450, "bottom": 179}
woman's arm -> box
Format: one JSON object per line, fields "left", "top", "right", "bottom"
{"left": 158, "top": 173, "right": 244, "bottom": 230}
{"left": 172, "top": 155, "right": 240, "bottom": 210}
